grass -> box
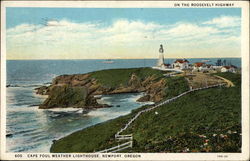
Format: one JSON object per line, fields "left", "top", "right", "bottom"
{"left": 50, "top": 108, "right": 142, "bottom": 152}
{"left": 124, "top": 86, "right": 241, "bottom": 152}
{"left": 122, "top": 72, "right": 241, "bottom": 152}
{"left": 40, "top": 85, "right": 88, "bottom": 108}
{"left": 213, "top": 72, "right": 241, "bottom": 87}
{"left": 90, "top": 67, "right": 166, "bottom": 88}
{"left": 42, "top": 68, "right": 169, "bottom": 108}
{"left": 50, "top": 72, "right": 241, "bottom": 153}
{"left": 164, "top": 76, "right": 190, "bottom": 99}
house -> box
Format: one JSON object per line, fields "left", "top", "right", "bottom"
{"left": 172, "top": 59, "right": 189, "bottom": 70}
{"left": 193, "top": 63, "right": 216, "bottom": 72}
{"left": 221, "top": 65, "right": 237, "bottom": 73}
{"left": 206, "top": 64, "right": 213, "bottom": 69}
{"left": 164, "top": 63, "right": 172, "bottom": 68}
{"left": 192, "top": 62, "right": 206, "bottom": 72}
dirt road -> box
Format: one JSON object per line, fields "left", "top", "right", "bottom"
{"left": 213, "top": 75, "right": 235, "bottom": 87}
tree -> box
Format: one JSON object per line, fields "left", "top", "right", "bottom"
{"left": 216, "top": 59, "right": 222, "bottom": 66}
{"left": 223, "top": 59, "right": 227, "bottom": 66}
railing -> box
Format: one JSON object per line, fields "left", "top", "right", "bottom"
{"left": 115, "top": 134, "right": 133, "bottom": 140}
{"left": 96, "top": 83, "right": 226, "bottom": 153}
{"left": 96, "top": 141, "right": 133, "bottom": 153}
{"left": 115, "top": 83, "right": 226, "bottom": 136}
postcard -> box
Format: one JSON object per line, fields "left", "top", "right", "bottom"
{"left": 0, "top": 1, "right": 249, "bottom": 161}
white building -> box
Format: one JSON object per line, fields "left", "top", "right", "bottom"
{"left": 221, "top": 65, "right": 237, "bottom": 73}
{"left": 157, "top": 44, "right": 165, "bottom": 68}
{"left": 157, "top": 52, "right": 165, "bottom": 68}
{"left": 172, "top": 59, "right": 189, "bottom": 70}
{"left": 153, "top": 45, "right": 184, "bottom": 72}
{"left": 193, "top": 62, "right": 205, "bottom": 71}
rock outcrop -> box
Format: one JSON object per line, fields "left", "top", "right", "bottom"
{"left": 36, "top": 69, "right": 167, "bottom": 109}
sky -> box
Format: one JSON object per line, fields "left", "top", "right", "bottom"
{"left": 6, "top": 8, "right": 241, "bottom": 59}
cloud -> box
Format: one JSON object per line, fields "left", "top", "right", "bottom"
{"left": 6, "top": 16, "right": 241, "bottom": 59}
{"left": 202, "top": 16, "right": 241, "bottom": 28}
{"left": 103, "top": 19, "right": 161, "bottom": 33}
{"left": 158, "top": 23, "right": 221, "bottom": 42}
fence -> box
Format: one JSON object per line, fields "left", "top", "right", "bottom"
{"left": 96, "top": 141, "right": 133, "bottom": 153}
{"left": 115, "top": 83, "right": 226, "bottom": 136}
{"left": 96, "top": 83, "right": 226, "bottom": 153}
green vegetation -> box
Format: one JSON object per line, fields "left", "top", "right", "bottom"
{"left": 124, "top": 72, "right": 241, "bottom": 152}
{"left": 124, "top": 87, "right": 241, "bottom": 152}
{"left": 50, "top": 112, "right": 133, "bottom": 152}
{"left": 40, "top": 85, "right": 88, "bottom": 108}
{"left": 214, "top": 72, "right": 241, "bottom": 87}
{"left": 40, "top": 68, "right": 170, "bottom": 109}
{"left": 50, "top": 72, "right": 241, "bottom": 153}
{"left": 164, "top": 76, "right": 190, "bottom": 99}
{"left": 90, "top": 67, "right": 166, "bottom": 88}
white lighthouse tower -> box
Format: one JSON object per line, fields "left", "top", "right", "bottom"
{"left": 157, "top": 44, "right": 165, "bottom": 68}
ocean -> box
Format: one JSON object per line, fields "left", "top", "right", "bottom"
{"left": 6, "top": 58, "right": 241, "bottom": 152}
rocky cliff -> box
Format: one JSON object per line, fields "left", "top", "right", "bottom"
{"left": 36, "top": 68, "right": 168, "bottom": 109}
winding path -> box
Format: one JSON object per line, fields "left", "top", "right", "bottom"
{"left": 96, "top": 83, "right": 226, "bottom": 153}
{"left": 214, "top": 75, "right": 235, "bottom": 87}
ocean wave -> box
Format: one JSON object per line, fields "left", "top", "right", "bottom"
{"left": 87, "top": 110, "right": 108, "bottom": 117}
{"left": 119, "top": 93, "right": 148, "bottom": 103}
{"left": 141, "top": 101, "right": 155, "bottom": 105}
{"left": 6, "top": 87, "right": 148, "bottom": 152}
{"left": 6, "top": 84, "right": 44, "bottom": 88}
{"left": 99, "top": 96, "right": 112, "bottom": 101}
{"left": 27, "top": 133, "right": 50, "bottom": 142}
{"left": 96, "top": 98, "right": 109, "bottom": 105}
{"left": 33, "top": 94, "right": 48, "bottom": 99}
{"left": 33, "top": 135, "right": 52, "bottom": 143}
{"left": 11, "top": 142, "right": 44, "bottom": 153}
{"left": 14, "top": 128, "right": 40, "bottom": 135}
{"left": 99, "top": 93, "right": 143, "bottom": 104}
{"left": 87, "top": 109, "right": 128, "bottom": 119}
{"left": 6, "top": 134, "right": 45, "bottom": 152}
{"left": 44, "top": 107, "right": 83, "bottom": 113}
{"left": 7, "top": 106, "right": 43, "bottom": 113}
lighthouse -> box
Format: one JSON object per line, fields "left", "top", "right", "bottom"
{"left": 157, "top": 44, "right": 165, "bottom": 68}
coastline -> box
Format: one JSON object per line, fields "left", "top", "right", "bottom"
{"left": 6, "top": 64, "right": 241, "bottom": 153}
{"left": 49, "top": 71, "right": 241, "bottom": 153}
{"left": 35, "top": 68, "right": 172, "bottom": 110}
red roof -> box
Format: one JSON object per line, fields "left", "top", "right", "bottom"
{"left": 174, "top": 59, "right": 189, "bottom": 63}
{"left": 194, "top": 62, "right": 205, "bottom": 67}
{"left": 223, "top": 65, "right": 237, "bottom": 69}
{"left": 164, "top": 63, "right": 171, "bottom": 66}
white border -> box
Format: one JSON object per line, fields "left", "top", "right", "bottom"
{"left": 1, "top": 1, "right": 249, "bottom": 161}
{"left": 1, "top": 1, "right": 7, "bottom": 158}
